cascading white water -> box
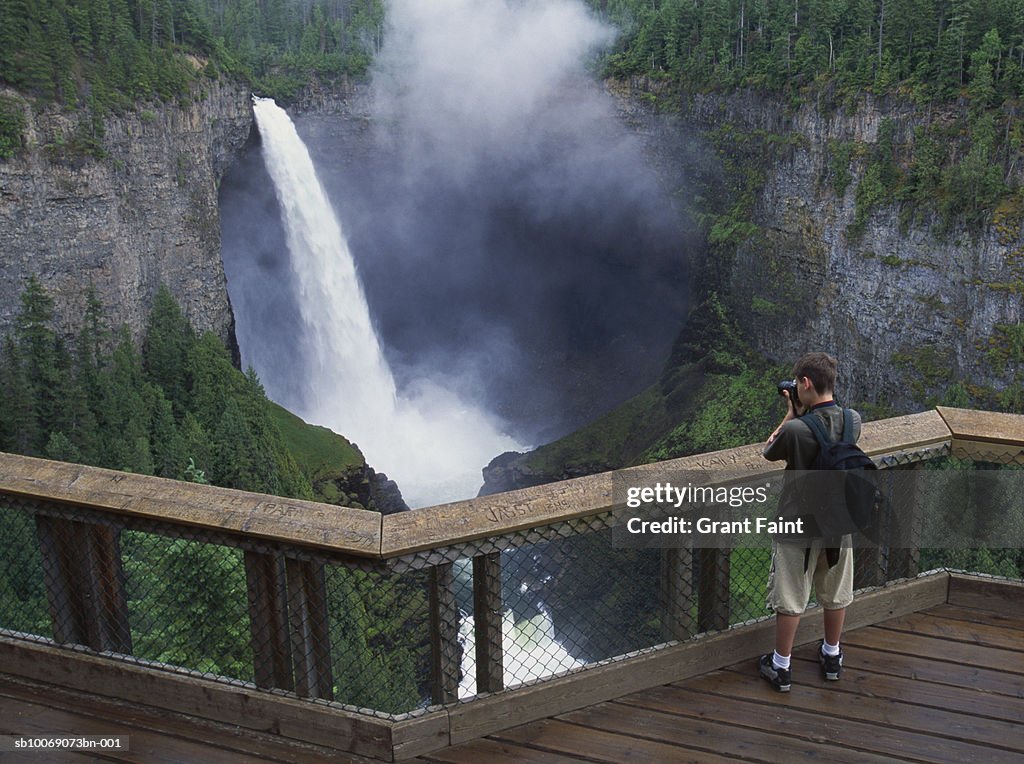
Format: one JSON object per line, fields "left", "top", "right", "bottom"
{"left": 251, "top": 97, "right": 398, "bottom": 425}
{"left": 457, "top": 607, "right": 584, "bottom": 699}
{"left": 251, "top": 97, "right": 523, "bottom": 507}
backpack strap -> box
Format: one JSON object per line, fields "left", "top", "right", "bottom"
{"left": 798, "top": 410, "right": 833, "bottom": 449}
{"left": 841, "top": 408, "right": 855, "bottom": 443}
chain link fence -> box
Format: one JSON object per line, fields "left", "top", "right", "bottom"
{"left": 1, "top": 437, "right": 1022, "bottom": 719}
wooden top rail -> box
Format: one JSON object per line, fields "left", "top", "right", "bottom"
{"left": 0, "top": 452, "right": 383, "bottom": 557}
{"left": 382, "top": 408, "right": 954, "bottom": 556}
{"left": 0, "top": 407, "right": 1018, "bottom": 559}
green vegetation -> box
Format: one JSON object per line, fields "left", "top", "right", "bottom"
{"left": 590, "top": 0, "right": 1024, "bottom": 105}
{"left": 0, "top": 96, "right": 24, "bottom": 159}
{"left": 0, "top": 278, "right": 369, "bottom": 502}
{"left": 267, "top": 401, "right": 367, "bottom": 504}
{"left": 0, "top": 0, "right": 384, "bottom": 114}
{"left": 0, "top": 279, "right": 430, "bottom": 711}
{"left": 0, "top": 278, "right": 309, "bottom": 495}
{"left": 591, "top": 1, "right": 1021, "bottom": 231}
{"left": 918, "top": 456, "right": 1024, "bottom": 578}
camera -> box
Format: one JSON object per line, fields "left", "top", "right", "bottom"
{"left": 777, "top": 379, "right": 800, "bottom": 405}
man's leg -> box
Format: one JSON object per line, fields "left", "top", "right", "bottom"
{"left": 815, "top": 544, "right": 853, "bottom": 681}
{"left": 823, "top": 606, "right": 846, "bottom": 646}
{"left": 762, "top": 542, "right": 812, "bottom": 691}
{"left": 775, "top": 612, "right": 801, "bottom": 657}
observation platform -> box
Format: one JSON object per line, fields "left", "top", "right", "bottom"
{"left": 2, "top": 572, "right": 1022, "bottom": 762}
{"left": 1, "top": 406, "right": 1023, "bottom": 762}
{"left": 421, "top": 574, "right": 1024, "bottom": 764}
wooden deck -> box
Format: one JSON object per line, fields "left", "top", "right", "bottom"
{"left": 2, "top": 581, "right": 1023, "bottom": 763}
{"left": 418, "top": 599, "right": 1024, "bottom": 763}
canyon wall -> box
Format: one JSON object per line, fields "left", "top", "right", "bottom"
{"left": 614, "top": 82, "right": 1023, "bottom": 413}
{"left": 0, "top": 80, "right": 253, "bottom": 350}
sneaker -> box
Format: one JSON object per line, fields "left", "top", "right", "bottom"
{"left": 759, "top": 653, "right": 791, "bottom": 692}
{"left": 819, "top": 641, "right": 843, "bottom": 681}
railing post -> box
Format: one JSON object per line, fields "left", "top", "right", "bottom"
{"left": 284, "top": 558, "right": 334, "bottom": 700}
{"left": 697, "top": 547, "right": 730, "bottom": 632}
{"left": 36, "top": 517, "right": 131, "bottom": 653}
{"left": 890, "top": 461, "right": 926, "bottom": 580}
{"left": 472, "top": 552, "right": 504, "bottom": 694}
{"left": 244, "top": 551, "right": 293, "bottom": 692}
{"left": 428, "top": 562, "right": 460, "bottom": 704}
{"left": 660, "top": 545, "right": 694, "bottom": 641}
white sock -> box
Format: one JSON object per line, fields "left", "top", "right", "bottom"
{"left": 772, "top": 650, "right": 791, "bottom": 670}
{"left": 822, "top": 640, "right": 841, "bottom": 657}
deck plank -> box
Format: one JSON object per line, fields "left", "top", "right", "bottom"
{"left": 875, "top": 611, "right": 1024, "bottom": 652}
{"left": 492, "top": 718, "right": 737, "bottom": 764}
{"left": 563, "top": 699, "right": 900, "bottom": 763}
{"left": 777, "top": 655, "right": 1024, "bottom": 724}
{"left": 810, "top": 639, "right": 1024, "bottom": 698}
{"left": 637, "top": 683, "right": 1021, "bottom": 764}
{"left": 676, "top": 668, "right": 1024, "bottom": 753}
{"left": 843, "top": 625, "right": 1024, "bottom": 675}
{"left": 418, "top": 737, "right": 596, "bottom": 763}
{"left": 360, "top": 578, "right": 1024, "bottom": 764}
{"left": 924, "top": 603, "right": 1024, "bottom": 632}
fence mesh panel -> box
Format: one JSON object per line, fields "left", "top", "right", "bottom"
{"left": 0, "top": 501, "right": 50, "bottom": 639}
{"left": 0, "top": 436, "right": 1021, "bottom": 716}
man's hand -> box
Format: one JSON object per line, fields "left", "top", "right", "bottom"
{"left": 767, "top": 391, "right": 798, "bottom": 444}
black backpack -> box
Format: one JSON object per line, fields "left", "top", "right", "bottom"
{"left": 795, "top": 409, "right": 883, "bottom": 540}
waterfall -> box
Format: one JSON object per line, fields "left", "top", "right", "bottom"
{"left": 251, "top": 97, "right": 522, "bottom": 507}
{"left": 457, "top": 606, "right": 584, "bottom": 698}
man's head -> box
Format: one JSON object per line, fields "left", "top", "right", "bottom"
{"left": 792, "top": 352, "right": 838, "bottom": 402}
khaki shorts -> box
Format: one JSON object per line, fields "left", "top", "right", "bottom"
{"left": 766, "top": 538, "right": 854, "bottom": 615}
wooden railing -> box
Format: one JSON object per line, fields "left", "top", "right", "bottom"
{"left": 0, "top": 406, "right": 1022, "bottom": 760}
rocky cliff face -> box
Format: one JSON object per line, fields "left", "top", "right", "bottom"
{"left": 0, "top": 80, "right": 253, "bottom": 349}
{"left": 614, "top": 82, "right": 1023, "bottom": 413}
{"left": 480, "top": 83, "right": 1024, "bottom": 495}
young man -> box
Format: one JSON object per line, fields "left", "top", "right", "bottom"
{"left": 759, "top": 352, "right": 861, "bottom": 692}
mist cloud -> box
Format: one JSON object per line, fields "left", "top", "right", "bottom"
{"left": 341, "top": 0, "right": 691, "bottom": 441}
{"left": 374, "top": 0, "right": 614, "bottom": 168}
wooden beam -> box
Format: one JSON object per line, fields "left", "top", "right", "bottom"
{"left": 0, "top": 453, "right": 382, "bottom": 558}
{"left": 947, "top": 573, "right": 1024, "bottom": 618}
{"left": 937, "top": 406, "right": 1024, "bottom": 446}
{"left": 35, "top": 517, "right": 131, "bottom": 653}
{"left": 472, "top": 554, "right": 504, "bottom": 695}
{"left": 381, "top": 411, "right": 952, "bottom": 557}
{"left": 391, "top": 712, "right": 451, "bottom": 761}
{"left": 285, "top": 558, "right": 334, "bottom": 700}
{"left": 0, "top": 637, "right": 394, "bottom": 760}
{"left": 697, "top": 547, "right": 730, "bottom": 633}
{"left": 429, "top": 563, "right": 460, "bottom": 705}
{"left": 2, "top": 409, "right": 955, "bottom": 563}
{"left": 660, "top": 546, "right": 694, "bottom": 642}
{"left": 857, "top": 409, "right": 952, "bottom": 456}
{"left": 245, "top": 551, "right": 293, "bottom": 692}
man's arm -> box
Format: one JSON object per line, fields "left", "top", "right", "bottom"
{"left": 764, "top": 419, "right": 794, "bottom": 461}
{"left": 764, "top": 392, "right": 799, "bottom": 461}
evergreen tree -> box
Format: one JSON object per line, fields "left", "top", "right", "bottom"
{"left": 13, "top": 277, "right": 61, "bottom": 454}
{"left": 143, "top": 285, "right": 195, "bottom": 418}
{"left": 0, "top": 336, "right": 39, "bottom": 454}
{"left": 98, "top": 328, "right": 155, "bottom": 473}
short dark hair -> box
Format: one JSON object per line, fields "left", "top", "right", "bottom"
{"left": 793, "top": 352, "right": 838, "bottom": 395}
